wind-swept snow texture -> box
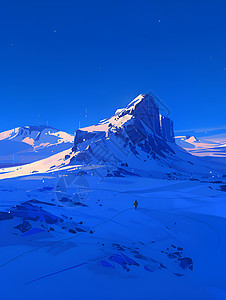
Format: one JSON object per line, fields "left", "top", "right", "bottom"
{"left": 0, "top": 94, "right": 226, "bottom": 300}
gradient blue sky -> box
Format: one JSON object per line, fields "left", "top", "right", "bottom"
{"left": 1, "top": 0, "right": 226, "bottom": 134}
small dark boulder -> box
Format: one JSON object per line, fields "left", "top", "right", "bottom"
{"left": 178, "top": 257, "right": 193, "bottom": 270}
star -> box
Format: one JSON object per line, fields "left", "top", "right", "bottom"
{"left": 158, "top": 19, "right": 161, "bottom": 23}
{"left": 53, "top": 29, "right": 57, "bottom": 33}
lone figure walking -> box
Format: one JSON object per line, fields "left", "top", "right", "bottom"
{"left": 134, "top": 200, "right": 138, "bottom": 210}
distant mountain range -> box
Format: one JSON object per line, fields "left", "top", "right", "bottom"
{"left": 0, "top": 125, "right": 73, "bottom": 167}
{"left": 175, "top": 130, "right": 226, "bottom": 157}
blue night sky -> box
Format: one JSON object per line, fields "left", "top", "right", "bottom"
{"left": 1, "top": 0, "right": 226, "bottom": 134}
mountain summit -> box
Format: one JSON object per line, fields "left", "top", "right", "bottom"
{"left": 65, "top": 94, "right": 220, "bottom": 179}
{"left": 73, "top": 94, "right": 175, "bottom": 155}
{"left": 115, "top": 94, "right": 174, "bottom": 142}
{"left": 74, "top": 94, "right": 174, "bottom": 147}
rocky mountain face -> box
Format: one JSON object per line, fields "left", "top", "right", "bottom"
{"left": 73, "top": 94, "right": 175, "bottom": 151}
{"left": 67, "top": 94, "right": 215, "bottom": 179}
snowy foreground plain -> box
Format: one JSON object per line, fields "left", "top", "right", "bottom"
{"left": 1, "top": 174, "right": 226, "bottom": 300}
{"left": 0, "top": 95, "right": 226, "bottom": 300}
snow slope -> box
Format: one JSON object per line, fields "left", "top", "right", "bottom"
{"left": 0, "top": 126, "right": 74, "bottom": 167}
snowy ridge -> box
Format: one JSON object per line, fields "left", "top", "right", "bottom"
{"left": 0, "top": 125, "right": 73, "bottom": 145}
{"left": 175, "top": 132, "right": 226, "bottom": 157}
{"left": 0, "top": 125, "right": 74, "bottom": 167}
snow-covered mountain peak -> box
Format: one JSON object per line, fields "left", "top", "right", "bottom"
{"left": 0, "top": 125, "right": 73, "bottom": 145}
{"left": 0, "top": 125, "right": 55, "bottom": 141}
{"left": 66, "top": 94, "right": 188, "bottom": 178}
{"left": 177, "top": 135, "right": 200, "bottom": 143}
{"left": 75, "top": 94, "right": 175, "bottom": 151}
{"left": 118, "top": 94, "right": 157, "bottom": 115}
